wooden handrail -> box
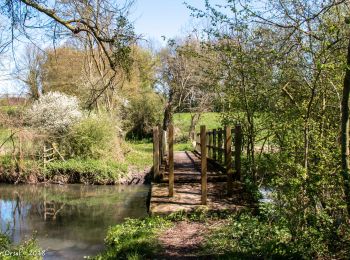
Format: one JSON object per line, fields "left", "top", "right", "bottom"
{"left": 153, "top": 124, "right": 242, "bottom": 201}
{"left": 195, "top": 124, "right": 243, "bottom": 195}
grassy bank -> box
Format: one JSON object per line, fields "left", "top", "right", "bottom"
{"left": 0, "top": 141, "right": 154, "bottom": 185}
{"left": 173, "top": 112, "right": 221, "bottom": 141}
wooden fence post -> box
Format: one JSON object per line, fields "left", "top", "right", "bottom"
{"left": 163, "top": 129, "right": 167, "bottom": 160}
{"left": 206, "top": 132, "right": 209, "bottom": 157}
{"left": 218, "top": 128, "right": 223, "bottom": 164}
{"left": 200, "top": 125, "right": 207, "bottom": 205}
{"left": 225, "top": 126, "right": 233, "bottom": 196}
{"left": 196, "top": 133, "right": 200, "bottom": 153}
{"left": 158, "top": 125, "right": 163, "bottom": 164}
{"left": 213, "top": 129, "right": 217, "bottom": 161}
{"left": 209, "top": 132, "right": 213, "bottom": 159}
{"left": 235, "top": 124, "right": 242, "bottom": 181}
{"left": 168, "top": 124, "right": 174, "bottom": 197}
{"left": 153, "top": 127, "right": 160, "bottom": 180}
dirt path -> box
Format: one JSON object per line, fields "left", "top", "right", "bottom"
{"left": 157, "top": 221, "right": 220, "bottom": 259}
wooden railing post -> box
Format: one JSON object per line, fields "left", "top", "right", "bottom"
{"left": 158, "top": 125, "right": 163, "bottom": 163}
{"left": 213, "top": 129, "right": 217, "bottom": 161}
{"left": 163, "top": 129, "right": 167, "bottom": 160}
{"left": 206, "top": 132, "right": 209, "bottom": 157}
{"left": 225, "top": 126, "right": 233, "bottom": 196}
{"left": 235, "top": 124, "right": 242, "bottom": 181}
{"left": 218, "top": 128, "right": 223, "bottom": 164}
{"left": 209, "top": 132, "right": 213, "bottom": 159}
{"left": 153, "top": 127, "right": 160, "bottom": 180}
{"left": 196, "top": 133, "right": 200, "bottom": 153}
{"left": 168, "top": 124, "right": 174, "bottom": 197}
{"left": 200, "top": 125, "right": 207, "bottom": 205}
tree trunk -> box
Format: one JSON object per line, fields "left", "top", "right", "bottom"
{"left": 188, "top": 113, "right": 201, "bottom": 141}
{"left": 163, "top": 90, "right": 175, "bottom": 131}
{"left": 303, "top": 124, "right": 309, "bottom": 174}
{"left": 163, "top": 101, "right": 173, "bottom": 131}
{"left": 341, "top": 36, "right": 350, "bottom": 215}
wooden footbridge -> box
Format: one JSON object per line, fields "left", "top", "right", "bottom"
{"left": 149, "top": 125, "right": 254, "bottom": 215}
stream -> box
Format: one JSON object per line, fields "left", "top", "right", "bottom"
{"left": 0, "top": 184, "right": 150, "bottom": 259}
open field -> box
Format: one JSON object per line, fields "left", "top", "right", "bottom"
{"left": 173, "top": 112, "right": 222, "bottom": 140}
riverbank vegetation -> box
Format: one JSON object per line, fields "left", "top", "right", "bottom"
{"left": 0, "top": 233, "right": 41, "bottom": 260}
{"left": 95, "top": 207, "right": 350, "bottom": 259}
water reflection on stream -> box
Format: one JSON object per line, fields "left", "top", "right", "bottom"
{"left": 0, "top": 184, "right": 150, "bottom": 259}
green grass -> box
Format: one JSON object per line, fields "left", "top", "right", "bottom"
{"left": 124, "top": 141, "right": 153, "bottom": 170}
{"left": 174, "top": 142, "right": 194, "bottom": 151}
{"left": 173, "top": 112, "right": 222, "bottom": 140}
{"left": 124, "top": 112, "right": 220, "bottom": 157}
{"left": 203, "top": 213, "right": 295, "bottom": 259}
{"left": 92, "top": 217, "right": 173, "bottom": 260}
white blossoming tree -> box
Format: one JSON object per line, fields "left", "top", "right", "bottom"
{"left": 27, "top": 92, "right": 82, "bottom": 134}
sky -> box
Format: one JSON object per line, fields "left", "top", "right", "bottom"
{"left": 132, "top": 0, "right": 219, "bottom": 44}
{"left": 0, "top": 0, "right": 227, "bottom": 94}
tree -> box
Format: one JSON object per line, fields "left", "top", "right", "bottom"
{"left": 186, "top": 1, "right": 350, "bottom": 251}
{"left": 190, "top": 0, "right": 350, "bottom": 213}
{"left": 13, "top": 44, "right": 44, "bottom": 100}
{"left": 159, "top": 37, "right": 219, "bottom": 136}
{"left": 0, "top": 19, "right": 10, "bottom": 55}
{"left": 341, "top": 25, "right": 350, "bottom": 215}
{"left": 1, "top": 0, "right": 137, "bottom": 100}
{"left": 41, "top": 46, "right": 85, "bottom": 97}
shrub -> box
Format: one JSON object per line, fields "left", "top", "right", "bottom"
{"left": 123, "top": 92, "right": 163, "bottom": 140}
{"left": 26, "top": 92, "right": 82, "bottom": 134}
{"left": 63, "top": 116, "right": 121, "bottom": 160}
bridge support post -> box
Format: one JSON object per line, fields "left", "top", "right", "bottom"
{"left": 196, "top": 133, "right": 200, "bottom": 153}
{"left": 235, "top": 124, "right": 242, "bottom": 181}
{"left": 168, "top": 124, "right": 174, "bottom": 197}
{"left": 158, "top": 125, "right": 163, "bottom": 164}
{"left": 213, "top": 129, "right": 217, "bottom": 161}
{"left": 209, "top": 131, "right": 213, "bottom": 159}
{"left": 218, "top": 128, "right": 223, "bottom": 164}
{"left": 153, "top": 126, "right": 160, "bottom": 181}
{"left": 225, "top": 126, "right": 233, "bottom": 196}
{"left": 200, "top": 125, "right": 207, "bottom": 205}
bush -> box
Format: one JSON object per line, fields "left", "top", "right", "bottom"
{"left": 26, "top": 92, "right": 82, "bottom": 134}
{"left": 63, "top": 116, "right": 120, "bottom": 159}
{"left": 123, "top": 92, "right": 163, "bottom": 140}
{"left": 204, "top": 212, "right": 297, "bottom": 259}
